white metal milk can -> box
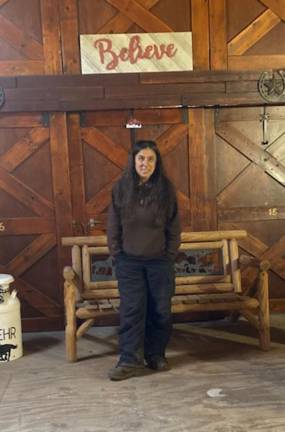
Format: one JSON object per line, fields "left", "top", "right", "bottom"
{"left": 0, "top": 274, "right": 23, "bottom": 362}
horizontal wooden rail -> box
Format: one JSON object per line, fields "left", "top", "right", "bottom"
{"left": 62, "top": 230, "right": 248, "bottom": 248}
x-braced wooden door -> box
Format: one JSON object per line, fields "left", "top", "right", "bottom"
{"left": 0, "top": 113, "right": 63, "bottom": 331}
{"left": 215, "top": 107, "right": 285, "bottom": 310}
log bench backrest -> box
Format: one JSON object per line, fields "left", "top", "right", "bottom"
{"left": 61, "top": 230, "right": 247, "bottom": 300}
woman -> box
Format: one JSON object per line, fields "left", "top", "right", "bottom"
{"left": 107, "top": 140, "right": 181, "bottom": 381}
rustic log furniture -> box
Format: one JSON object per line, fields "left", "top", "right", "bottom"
{"left": 62, "top": 230, "right": 270, "bottom": 362}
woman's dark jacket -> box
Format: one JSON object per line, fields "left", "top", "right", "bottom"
{"left": 107, "top": 178, "right": 181, "bottom": 261}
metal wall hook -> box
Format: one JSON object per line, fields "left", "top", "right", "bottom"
{"left": 260, "top": 106, "right": 269, "bottom": 146}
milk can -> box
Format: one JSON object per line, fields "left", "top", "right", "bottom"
{"left": 0, "top": 274, "right": 23, "bottom": 362}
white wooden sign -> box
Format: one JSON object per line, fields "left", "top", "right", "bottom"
{"left": 80, "top": 32, "right": 193, "bottom": 74}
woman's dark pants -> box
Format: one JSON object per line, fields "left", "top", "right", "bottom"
{"left": 115, "top": 255, "right": 174, "bottom": 366}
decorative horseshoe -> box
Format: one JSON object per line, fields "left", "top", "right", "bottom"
{"left": 258, "top": 70, "right": 285, "bottom": 102}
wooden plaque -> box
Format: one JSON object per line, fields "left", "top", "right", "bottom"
{"left": 80, "top": 32, "right": 193, "bottom": 74}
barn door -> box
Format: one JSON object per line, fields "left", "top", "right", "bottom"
{"left": 0, "top": 113, "right": 63, "bottom": 331}
{"left": 70, "top": 109, "right": 192, "bottom": 236}
{"left": 216, "top": 106, "right": 285, "bottom": 308}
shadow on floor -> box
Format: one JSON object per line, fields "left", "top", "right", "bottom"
{"left": 23, "top": 335, "right": 62, "bottom": 356}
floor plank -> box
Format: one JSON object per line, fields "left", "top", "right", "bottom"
{"left": 1, "top": 316, "right": 285, "bottom": 432}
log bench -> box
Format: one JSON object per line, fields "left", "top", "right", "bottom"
{"left": 62, "top": 230, "right": 270, "bottom": 362}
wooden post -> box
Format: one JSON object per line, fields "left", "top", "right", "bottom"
{"left": 191, "top": 0, "right": 210, "bottom": 70}
{"left": 63, "top": 267, "right": 78, "bottom": 362}
{"left": 257, "top": 270, "right": 270, "bottom": 351}
{"left": 71, "top": 244, "right": 82, "bottom": 293}
{"left": 209, "top": 0, "right": 228, "bottom": 70}
{"left": 229, "top": 238, "right": 242, "bottom": 293}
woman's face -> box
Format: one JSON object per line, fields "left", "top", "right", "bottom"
{"left": 135, "top": 148, "right": 157, "bottom": 183}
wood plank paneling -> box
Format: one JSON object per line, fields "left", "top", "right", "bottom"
{"left": 49, "top": 113, "right": 73, "bottom": 238}
{"left": 68, "top": 113, "right": 86, "bottom": 233}
{"left": 209, "top": 0, "right": 227, "bottom": 70}
{"left": 59, "top": 0, "right": 81, "bottom": 74}
{"left": 0, "top": 113, "right": 44, "bottom": 127}
{"left": 191, "top": 0, "right": 210, "bottom": 70}
{"left": 188, "top": 108, "right": 217, "bottom": 230}
{"left": 0, "top": 14, "right": 43, "bottom": 60}
{"left": 40, "top": 0, "right": 62, "bottom": 74}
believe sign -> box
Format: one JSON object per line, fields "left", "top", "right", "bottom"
{"left": 80, "top": 32, "right": 192, "bottom": 74}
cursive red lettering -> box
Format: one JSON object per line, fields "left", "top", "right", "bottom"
{"left": 129, "top": 35, "right": 143, "bottom": 64}
{"left": 94, "top": 38, "right": 118, "bottom": 70}
{"left": 143, "top": 45, "right": 154, "bottom": 59}
{"left": 119, "top": 47, "right": 129, "bottom": 62}
{"left": 153, "top": 44, "right": 164, "bottom": 60}
{"left": 166, "top": 43, "right": 177, "bottom": 57}
{"left": 93, "top": 35, "right": 179, "bottom": 70}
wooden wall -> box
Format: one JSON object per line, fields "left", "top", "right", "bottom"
{"left": 0, "top": 0, "right": 285, "bottom": 330}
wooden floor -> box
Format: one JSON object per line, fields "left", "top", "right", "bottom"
{"left": 1, "top": 315, "right": 285, "bottom": 432}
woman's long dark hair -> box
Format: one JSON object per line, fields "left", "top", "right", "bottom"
{"left": 117, "top": 140, "right": 173, "bottom": 217}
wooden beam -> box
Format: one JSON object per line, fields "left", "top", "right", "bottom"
{"left": 106, "top": 83, "right": 226, "bottom": 98}
{"left": 7, "top": 233, "right": 57, "bottom": 276}
{"left": 81, "top": 127, "right": 128, "bottom": 169}
{"left": 0, "top": 113, "right": 44, "bottom": 128}
{"left": 86, "top": 173, "right": 121, "bottom": 215}
{"left": 218, "top": 206, "right": 285, "bottom": 222}
{"left": 156, "top": 124, "right": 188, "bottom": 156}
{"left": 191, "top": 0, "right": 210, "bottom": 70}
{"left": 0, "top": 166, "right": 54, "bottom": 217}
{"left": 229, "top": 54, "right": 285, "bottom": 71}
{"left": 49, "top": 113, "right": 73, "bottom": 237}
{"left": 68, "top": 113, "right": 86, "bottom": 234}
{"left": 49, "top": 112, "right": 73, "bottom": 298}
{"left": 0, "top": 0, "right": 11, "bottom": 6}
{"left": 40, "top": 0, "right": 62, "bottom": 74}
{"left": 1, "top": 71, "right": 285, "bottom": 112}
{"left": 228, "top": 9, "right": 280, "bottom": 55}
{"left": 59, "top": 0, "right": 81, "bottom": 74}
{"left": 0, "top": 60, "right": 44, "bottom": 76}
{"left": 259, "top": 0, "right": 285, "bottom": 21}
{"left": 0, "top": 128, "right": 49, "bottom": 172}
{"left": 0, "top": 14, "right": 43, "bottom": 59}
{"left": 209, "top": 0, "right": 227, "bottom": 70}
{"left": 98, "top": 0, "right": 160, "bottom": 33}
{"left": 0, "top": 217, "right": 55, "bottom": 235}
{"left": 188, "top": 108, "right": 217, "bottom": 230}
{"left": 105, "top": 0, "right": 173, "bottom": 32}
